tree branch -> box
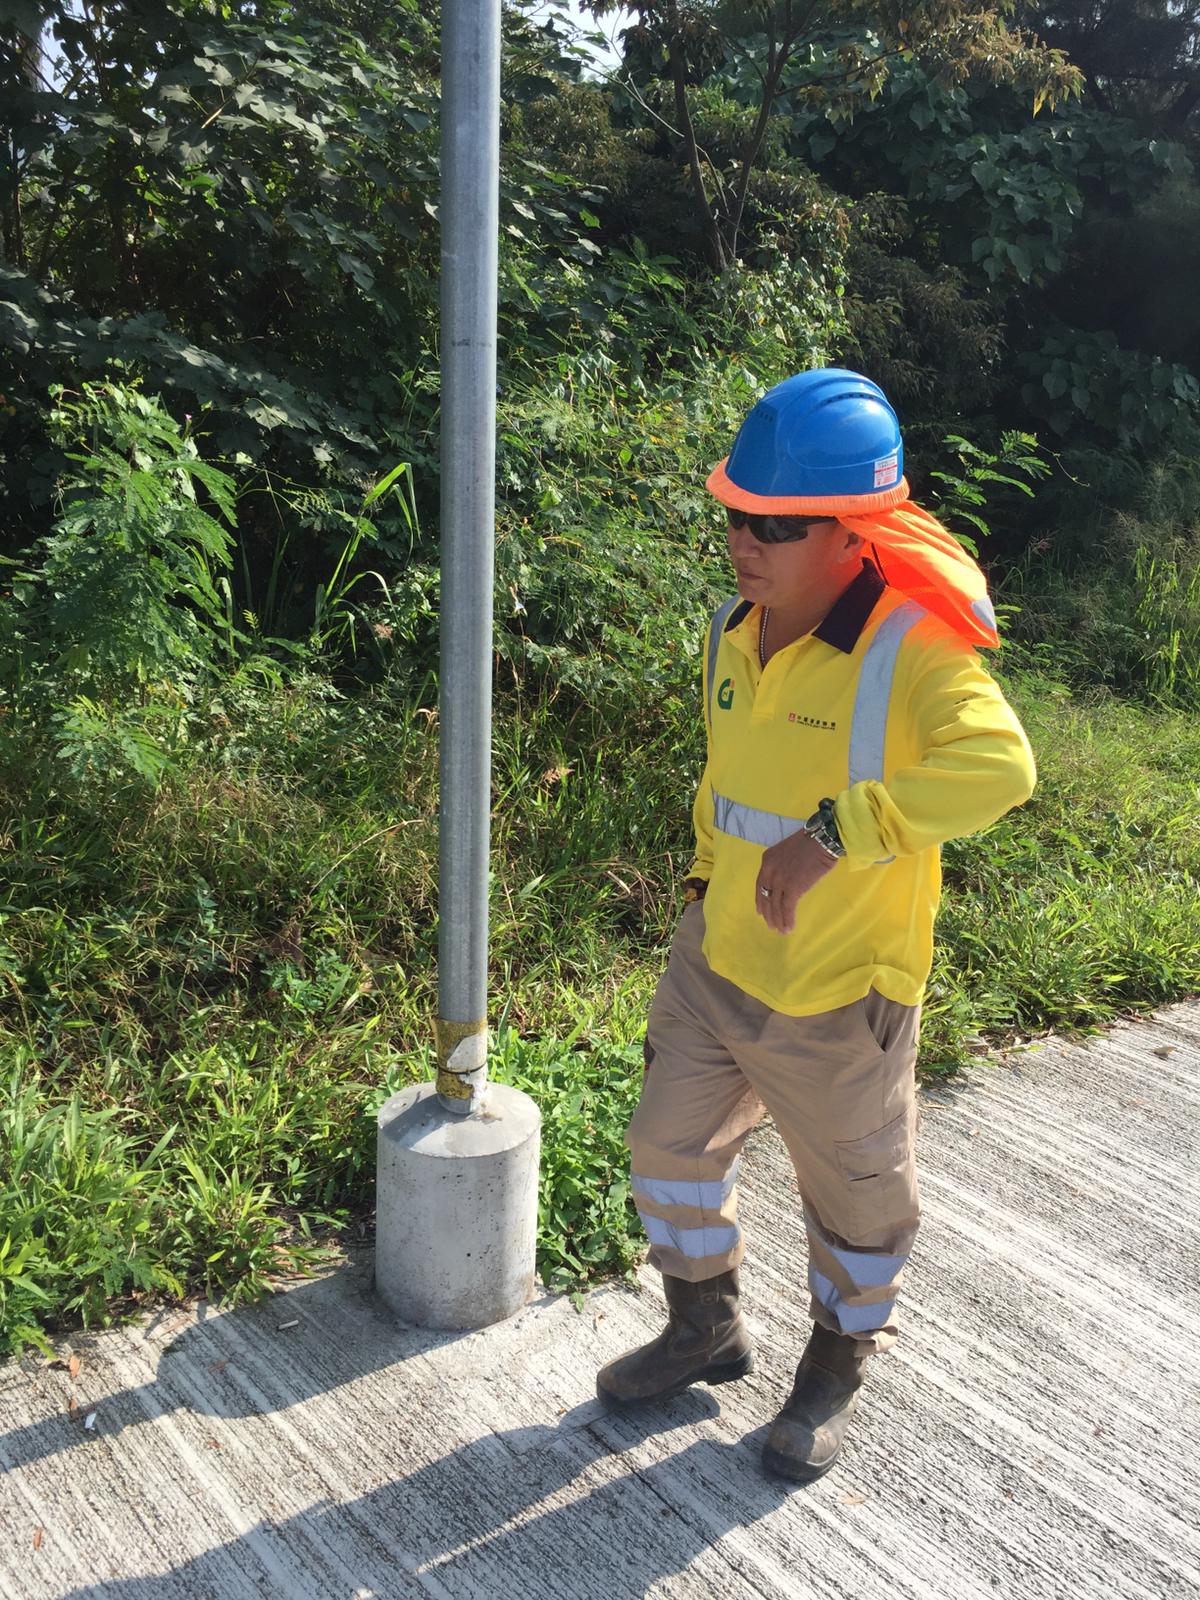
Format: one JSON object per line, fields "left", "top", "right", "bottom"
{"left": 663, "top": 0, "right": 727, "bottom": 269}
{"left": 1164, "top": 79, "right": 1200, "bottom": 133}
{"left": 721, "top": 30, "right": 769, "bottom": 89}
{"left": 726, "top": 14, "right": 811, "bottom": 262}
{"left": 612, "top": 69, "right": 731, "bottom": 212}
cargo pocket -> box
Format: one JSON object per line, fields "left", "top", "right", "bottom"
{"left": 834, "top": 1108, "right": 918, "bottom": 1240}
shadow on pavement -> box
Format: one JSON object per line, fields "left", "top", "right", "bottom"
{"left": 0, "top": 1249, "right": 495, "bottom": 1475}
{"left": 56, "top": 1397, "right": 798, "bottom": 1600}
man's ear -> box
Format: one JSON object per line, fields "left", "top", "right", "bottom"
{"left": 835, "top": 525, "right": 863, "bottom": 561}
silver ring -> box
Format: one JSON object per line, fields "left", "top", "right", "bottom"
{"left": 759, "top": 886, "right": 771, "bottom": 899}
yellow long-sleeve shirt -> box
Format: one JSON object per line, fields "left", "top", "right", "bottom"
{"left": 689, "top": 561, "right": 1036, "bottom": 1015}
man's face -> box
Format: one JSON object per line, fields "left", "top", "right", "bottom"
{"left": 725, "top": 515, "right": 856, "bottom": 608}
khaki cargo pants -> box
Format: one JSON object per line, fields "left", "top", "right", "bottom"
{"left": 627, "top": 902, "right": 921, "bottom": 1356}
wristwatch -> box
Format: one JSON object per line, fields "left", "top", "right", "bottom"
{"left": 802, "top": 798, "right": 846, "bottom": 861}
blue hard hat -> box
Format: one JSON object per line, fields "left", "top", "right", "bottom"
{"left": 711, "top": 368, "right": 905, "bottom": 510}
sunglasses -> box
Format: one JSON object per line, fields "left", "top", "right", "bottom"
{"left": 725, "top": 508, "right": 827, "bottom": 544}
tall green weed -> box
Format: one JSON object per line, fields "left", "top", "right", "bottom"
{"left": 999, "top": 413, "right": 1200, "bottom": 706}
{"left": 1, "top": 1063, "right": 183, "bottom": 1355}
{"left": 1, "top": 385, "right": 244, "bottom": 785}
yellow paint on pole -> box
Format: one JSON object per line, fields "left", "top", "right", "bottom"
{"left": 435, "top": 1016, "right": 488, "bottom": 1102}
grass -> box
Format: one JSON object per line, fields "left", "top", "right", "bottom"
{"left": 921, "top": 665, "right": 1200, "bottom": 1068}
{"left": 2, "top": 653, "right": 1198, "bottom": 1357}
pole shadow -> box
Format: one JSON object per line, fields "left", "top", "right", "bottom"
{"left": 1, "top": 1245, "right": 517, "bottom": 1475}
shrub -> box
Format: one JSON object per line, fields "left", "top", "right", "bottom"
{"left": 1, "top": 383, "right": 243, "bottom": 786}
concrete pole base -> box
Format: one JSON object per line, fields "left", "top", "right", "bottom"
{"left": 375, "top": 1081, "right": 541, "bottom": 1330}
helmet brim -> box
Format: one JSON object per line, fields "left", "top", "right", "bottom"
{"left": 706, "top": 457, "right": 911, "bottom": 517}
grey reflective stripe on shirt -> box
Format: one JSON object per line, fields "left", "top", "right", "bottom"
{"left": 706, "top": 596, "right": 742, "bottom": 726}
{"left": 847, "top": 600, "right": 928, "bottom": 786}
{"left": 713, "top": 790, "right": 805, "bottom": 848}
{"left": 709, "top": 598, "right": 929, "bottom": 858}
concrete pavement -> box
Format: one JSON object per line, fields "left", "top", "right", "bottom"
{"left": 2, "top": 1002, "right": 1198, "bottom": 1599}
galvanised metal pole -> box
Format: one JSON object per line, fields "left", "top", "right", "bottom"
{"left": 435, "top": 0, "right": 501, "bottom": 1116}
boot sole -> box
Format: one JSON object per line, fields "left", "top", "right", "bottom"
{"left": 596, "top": 1349, "right": 754, "bottom": 1408}
{"left": 761, "top": 1442, "right": 839, "bottom": 1484}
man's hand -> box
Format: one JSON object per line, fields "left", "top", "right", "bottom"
{"left": 754, "top": 830, "right": 838, "bottom": 934}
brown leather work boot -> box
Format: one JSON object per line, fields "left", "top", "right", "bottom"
{"left": 596, "top": 1270, "right": 753, "bottom": 1406}
{"left": 762, "top": 1322, "right": 866, "bottom": 1482}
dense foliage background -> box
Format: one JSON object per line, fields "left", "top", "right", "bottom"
{"left": 2, "top": 0, "right": 1199, "bottom": 1352}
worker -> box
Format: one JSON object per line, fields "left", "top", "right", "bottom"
{"left": 596, "top": 368, "right": 1036, "bottom": 1483}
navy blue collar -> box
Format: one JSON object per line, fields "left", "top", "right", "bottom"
{"left": 815, "top": 559, "right": 887, "bottom": 653}
{"left": 722, "top": 560, "right": 886, "bottom": 655}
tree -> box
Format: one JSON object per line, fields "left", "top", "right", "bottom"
{"left": 1018, "top": 0, "right": 1200, "bottom": 137}
{"left": 587, "top": 0, "right": 1081, "bottom": 269}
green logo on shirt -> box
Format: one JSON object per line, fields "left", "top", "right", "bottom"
{"left": 717, "top": 677, "right": 735, "bottom": 711}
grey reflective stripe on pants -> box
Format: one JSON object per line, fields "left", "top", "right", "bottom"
{"left": 640, "top": 1217, "right": 742, "bottom": 1260}
{"left": 808, "top": 1269, "right": 898, "bottom": 1336}
{"left": 808, "top": 1233, "right": 911, "bottom": 1338}
{"left": 632, "top": 1162, "right": 743, "bottom": 1264}
{"left": 632, "top": 1160, "right": 741, "bottom": 1213}
{"left": 710, "top": 598, "right": 930, "bottom": 856}
{"left": 706, "top": 596, "right": 742, "bottom": 726}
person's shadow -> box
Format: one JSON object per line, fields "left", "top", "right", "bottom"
{"left": 5, "top": 1244, "right": 805, "bottom": 1598}
{"left": 56, "top": 1397, "right": 797, "bottom": 1599}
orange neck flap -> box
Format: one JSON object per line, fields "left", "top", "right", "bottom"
{"left": 839, "top": 502, "right": 999, "bottom": 650}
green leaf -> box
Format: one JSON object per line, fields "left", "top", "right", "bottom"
{"left": 1005, "top": 242, "right": 1033, "bottom": 279}
{"left": 362, "top": 461, "right": 410, "bottom": 510}
{"left": 243, "top": 400, "right": 291, "bottom": 429}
